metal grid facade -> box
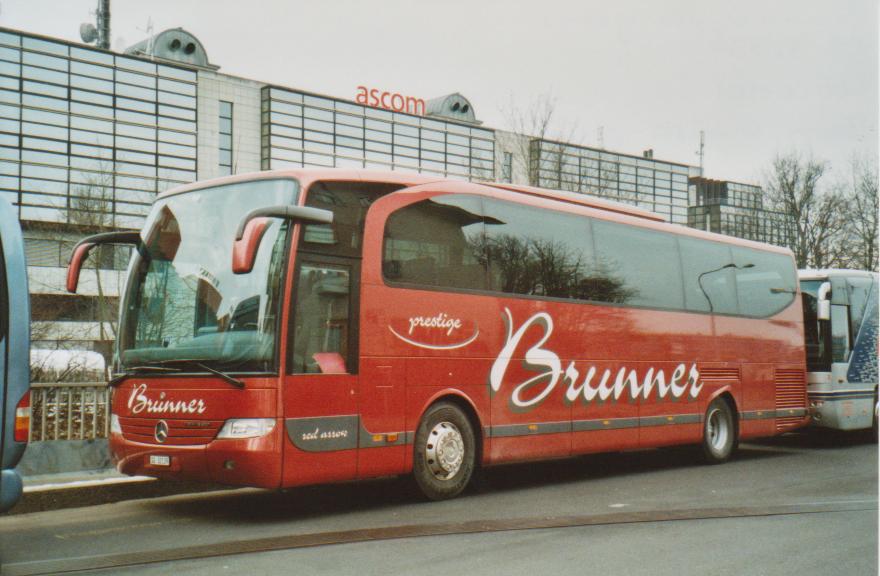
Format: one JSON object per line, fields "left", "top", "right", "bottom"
{"left": 528, "top": 139, "right": 691, "bottom": 224}
{"left": 0, "top": 29, "right": 198, "bottom": 231}
{"left": 687, "top": 178, "right": 796, "bottom": 248}
{"left": 691, "top": 177, "right": 763, "bottom": 210}
{"left": 261, "top": 86, "right": 495, "bottom": 181}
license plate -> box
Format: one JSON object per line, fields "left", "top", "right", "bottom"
{"left": 149, "top": 455, "right": 170, "bottom": 466}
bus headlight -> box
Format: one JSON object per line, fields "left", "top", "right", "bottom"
{"left": 217, "top": 418, "right": 276, "bottom": 439}
{"left": 110, "top": 414, "right": 122, "bottom": 435}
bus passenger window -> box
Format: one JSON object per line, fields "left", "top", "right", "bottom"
{"left": 383, "top": 195, "right": 487, "bottom": 291}
{"left": 291, "top": 264, "right": 351, "bottom": 374}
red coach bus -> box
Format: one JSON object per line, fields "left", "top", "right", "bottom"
{"left": 67, "top": 170, "right": 808, "bottom": 500}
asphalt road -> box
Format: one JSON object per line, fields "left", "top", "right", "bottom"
{"left": 0, "top": 431, "right": 876, "bottom": 576}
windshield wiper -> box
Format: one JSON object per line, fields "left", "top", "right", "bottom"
{"left": 115, "top": 359, "right": 246, "bottom": 389}
{"left": 188, "top": 361, "right": 246, "bottom": 389}
{"left": 107, "top": 365, "right": 182, "bottom": 388}
{"left": 129, "top": 359, "right": 246, "bottom": 389}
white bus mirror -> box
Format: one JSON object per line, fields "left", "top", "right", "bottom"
{"left": 817, "top": 300, "right": 831, "bottom": 321}
{"left": 817, "top": 281, "right": 831, "bottom": 321}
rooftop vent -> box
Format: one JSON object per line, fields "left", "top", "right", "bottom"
{"left": 125, "top": 28, "right": 217, "bottom": 70}
{"left": 426, "top": 93, "right": 480, "bottom": 124}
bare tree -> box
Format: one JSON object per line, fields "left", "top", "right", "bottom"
{"left": 67, "top": 169, "right": 121, "bottom": 345}
{"left": 30, "top": 166, "right": 122, "bottom": 380}
{"left": 499, "top": 94, "right": 581, "bottom": 188}
{"left": 838, "top": 156, "right": 879, "bottom": 271}
{"left": 764, "top": 152, "right": 847, "bottom": 268}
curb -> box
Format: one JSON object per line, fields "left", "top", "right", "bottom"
{"left": 24, "top": 474, "right": 155, "bottom": 493}
{"left": 8, "top": 473, "right": 227, "bottom": 516}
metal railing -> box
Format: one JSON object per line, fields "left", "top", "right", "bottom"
{"left": 29, "top": 382, "right": 110, "bottom": 442}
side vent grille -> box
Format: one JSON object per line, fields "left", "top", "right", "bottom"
{"left": 775, "top": 369, "right": 806, "bottom": 432}
{"left": 699, "top": 367, "right": 740, "bottom": 381}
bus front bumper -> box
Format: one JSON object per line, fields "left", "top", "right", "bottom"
{"left": 808, "top": 394, "right": 875, "bottom": 431}
{"left": 0, "top": 469, "right": 23, "bottom": 513}
{"left": 110, "top": 425, "right": 282, "bottom": 489}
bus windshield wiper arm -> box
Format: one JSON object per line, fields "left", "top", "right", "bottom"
{"left": 188, "top": 361, "right": 245, "bottom": 389}
{"left": 131, "top": 359, "right": 247, "bottom": 389}
{"left": 110, "top": 361, "right": 244, "bottom": 389}
{"left": 107, "top": 365, "right": 182, "bottom": 387}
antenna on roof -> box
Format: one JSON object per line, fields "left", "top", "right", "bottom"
{"left": 137, "top": 17, "right": 155, "bottom": 58}
{"left": 79, "top": 0, "right": 110, "bottom": 49}
{"left": 696, "top": 130, "right": 705, "bottom": 176}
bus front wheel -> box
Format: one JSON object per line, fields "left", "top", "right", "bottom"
{"left": 413, "top": 402, "right": 476, "bottom": 501}
{"left": 702, "top": 397, "right": 736, "bottom": 463}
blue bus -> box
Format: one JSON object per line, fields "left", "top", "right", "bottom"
{"left": 0, "top": 198, "right": 29, "bottom": 512}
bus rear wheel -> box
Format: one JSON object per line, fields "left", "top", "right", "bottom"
{"left": 413, "top": 402, "right": 475, "bottom": 501}
{"left": 702, "top": 397, "right": 736, "bottom": 463}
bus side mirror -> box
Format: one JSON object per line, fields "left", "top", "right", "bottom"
{"left": 67, "top": 231, "right": 141, "bottom": 293}
{"left": 67, "top": 242, "right": 95, "bottom": 293}
{"left": 817, "top": 281, "right": 831, "bottom": 321}
{"left": 232, "top": 218, "right": 271, "bottom": 274}
{"left": 232, "top": 205, "right": 333, "bottom": 274}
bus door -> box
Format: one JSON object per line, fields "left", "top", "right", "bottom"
{"left": 826, "top": 276, "right": 876, "bottom": 428}
{"left": 281, "top": 181, "right": 406, "bottom": 486}
{"left": 283, "top": 254, "right": 359, "bottom": 485}
{"left": 828, "top": 276, "right": 852, "bottom": 383}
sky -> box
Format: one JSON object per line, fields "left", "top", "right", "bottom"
{"left": 1, "top": 0, "right": 877, "bottom": 186}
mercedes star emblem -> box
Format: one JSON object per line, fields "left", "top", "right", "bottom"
{"left": 155, "top": 420, "right": 169, "bottom": 443}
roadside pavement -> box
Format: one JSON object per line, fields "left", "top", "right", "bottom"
{"left": 7, "top": 469, "right": 227, "bottom": 515}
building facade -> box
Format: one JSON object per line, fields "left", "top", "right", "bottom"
{"left": 0, "top": 26, "right": 794, "bottom": 359}
{"left": 528, "top": 139, "right": 694, "bottom": 224}
{"left": 687, "top": 177, "right": 796, "bottom": 248}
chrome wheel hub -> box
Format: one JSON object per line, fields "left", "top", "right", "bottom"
{"left": 425, "top": 421, "right": 465, "bottom": 480}
{"left": 707, "top": 408, "right": 728, "bottom": 452}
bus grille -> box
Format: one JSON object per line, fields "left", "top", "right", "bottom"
{"left": 775, "top": 369, "right": 806, "bottom": 432}
{"left": 699, "top": 367, "right": 740, "bottom": 381}
{"left": 119, "top": 416, "right": 224, "bottom": 445}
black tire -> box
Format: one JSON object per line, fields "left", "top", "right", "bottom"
{"left": 702, "top": 397, "right": 736, "bottom": 464}
{"left": 412, "top": 402, "right": 476, "bottom": 501}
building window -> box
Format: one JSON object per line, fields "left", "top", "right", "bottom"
{"left": 219, "top": 100, "right": 233, "bottom": 175}
{"left": 260, "top": 86, "right": 495, "bottom": 181}
{"left": 501, "top": 151, "right": 512, "bottom": 182}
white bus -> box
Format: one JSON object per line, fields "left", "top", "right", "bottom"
{"left": 799, "top": 269, "right": 878, "bottom": 435}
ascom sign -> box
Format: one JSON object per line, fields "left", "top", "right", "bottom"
{"left": 356, "top": 86, "right": 425, "bottom": 116}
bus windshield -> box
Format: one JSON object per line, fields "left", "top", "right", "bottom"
{"left": 118, "top": 178, "right": 298, "bottom": 373}
{"left": 800, "top": 279, "right": 830, "bottom": 372}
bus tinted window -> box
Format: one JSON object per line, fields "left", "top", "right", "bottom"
{"left": 732, "top": 246, "right": 796, "bottom": 317}
{"left": 291, "top": 264, "right": 351, "bottom": 374}
{"left": 383, "top": 195, "right": 487, "bottom": 291}
{"left": 303, "top": 181, "right": 405, "bottom": 258}
{"left": 593, "top": 219, "right": 684, "bottom": 309}
{"left": 383, "top": 194, "right": 795, "bottom": 318}
{"left": 482, "top": 198, "right": 596, "bottom": 299}
{"left": 846, "top": 276, "right": 873, "bottom": 339}
{"left": 831, "top": 304, "right": 851, "bottom": 362}
{"left": 800, "top": 279, "right": 830, "bottom": 371}
{"left": 679, "top": 237, "right": 737, "bottom": 314}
